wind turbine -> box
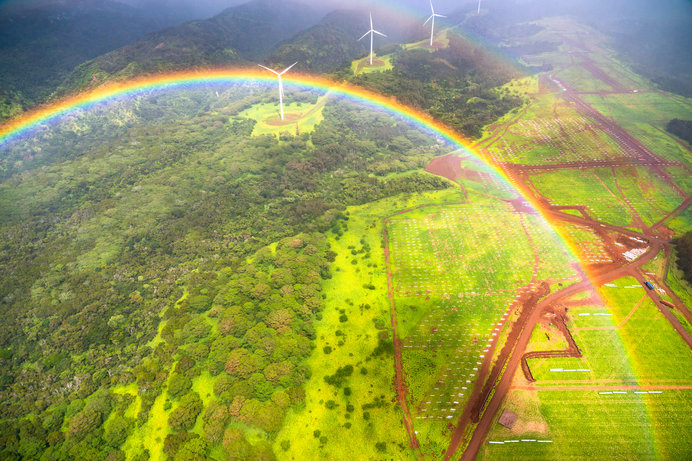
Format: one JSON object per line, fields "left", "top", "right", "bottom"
{"left": 358, "top": 12, "right": 386, "bottom": 66}
{"left": 257, "top": 62, "right": 297, "bottom": 121}
{"left": 477, "top": 0, "right": 482, "bottom": 15}
{"left": 423, "top": 0, "right": 446, "bottom": 47}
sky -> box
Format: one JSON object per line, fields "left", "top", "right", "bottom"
{"left": 0, "top": 0, "right": 473, "bottom": 20}
{"left": 1, "top": 0, "right": 689, "bottom": 26}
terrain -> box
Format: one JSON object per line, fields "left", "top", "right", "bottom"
{"left": 0, "top": 0, "right": 210, "bottom": 120}
{"left": 0, "top": 1, "right": 691, "bottom": 460}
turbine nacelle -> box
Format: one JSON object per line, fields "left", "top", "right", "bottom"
{"left": 258, "top": 62, "right": 298, "bottom": 121}
{"left": 424, "top": 0, "right": 446, "bottom": 47}
{"left": 357, "top": 12, "right": 386, "bottom": 66}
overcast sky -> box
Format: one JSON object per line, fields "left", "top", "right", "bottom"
{"left": 0, "top": 0, "right": 475, "bottom": 20}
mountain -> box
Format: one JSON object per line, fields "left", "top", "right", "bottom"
{"left": 266, "top": 9, "right": 422, "bottom": 74}
{"left": 52, "top": 0, "right": 326, "bottom": 98}
{"left": 0, "top": 0, "right": 185, "bottom": 119}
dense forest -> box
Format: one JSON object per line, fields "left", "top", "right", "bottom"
{"left": 667, "top": 119, "right": 692, "bottom": 145}
{"left": 0, "top": 0, "right": 200, "bottom": 121}
{"left": 51, "top": 0, "right": 324, "bottom": 100}
{"left": 673, "top": 231, "right": 692, "bottom": 285}
{"left": 351, "top": 36, "right": 524, "bottom": 138}
{"left": 0, "top": 86, "right": 453, "bottom": 460}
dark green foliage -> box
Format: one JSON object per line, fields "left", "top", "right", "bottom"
{"left": 672, "top": 232, "right": 692, "bottom": 285}
{"left": 666, "top": 119, "right": 692, "bottom": 145}
{"left": 52, "top": 1, "right": 324, "bottom": 99}
{"left": 168, "top": 392, "right": 203, "bottom": 431}
{"left": 375, "top": 442, "right": 386, "bottom": 453}
{"left": 168, "top": 374, "right": 193, "bottom": 399}
{"left": 0, "top": 1, "right": 178, "bottom": 121}
{"left": 352, "top": 35, "right": 523, "bottom": 138}
{"left": 103, "top": 415, "right": 133, "bottom": 448}
{"left": 323, "top": 365, "right": 354, "bottom": 388}
{"left": 325, "top": 400, "right": 337, "bottom": 410}
{"left": 370, "top": 336, "right": 394, "bottom": 357}
{"left": 0, "top": 85, "right": 456, "bottom": 458}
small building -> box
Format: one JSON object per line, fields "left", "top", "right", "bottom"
{"left": 498, "top": 409, "right": 517, "bottom": 429}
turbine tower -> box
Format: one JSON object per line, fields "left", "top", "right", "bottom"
{"left": 477, "top": 0, "right": 482, "bottom": 15}
{"left": 424, "top": 0, "right": 446, "bottom": 47}
{"left": 258, "top": 62, "right": 297, "bottom": 121}
{"left": 358, "top": 12, "right": 386, "bottom": 66}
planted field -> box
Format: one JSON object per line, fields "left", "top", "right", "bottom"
{"left": 487, "top": 95, "right": 625, "bottom": 165}
{"left": 384, "top": 201, "right": 575, "bottom": 457}
{"left": 559, "top": 223, "right": 612, "bottom": 264}
{"left": 529, "top": 276, "right": 692, "bottom": 385}
{"left": 529, "top": 169, "right": 635, "bottom": 227}
{"left": 276, "top": 187, "right": 467, "bottom": 460}
{"left": 478, "top": 389, "right": 657, "bottom": 460}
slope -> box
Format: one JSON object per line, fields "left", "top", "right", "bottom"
{"left": 52, "top": 0, "right": 325, "bottom": 98}
{"left": 0, "top": 0, "right": 181, "bottom": 120}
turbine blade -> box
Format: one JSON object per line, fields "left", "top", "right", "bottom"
{"left": 435, "top": 14, "right": 446, "bottom": 18}
{"left": 430, "top": 0, "right": 435, "bottom": 14}
{"left": 358, "top": 30, "right": 370, "bottom": 41}
{"left": 258, "top": 64, "right": 279, "bottom": 75}
{"left": 369, "top": 12, "right": 373, "bottom": 30}
{"left": 423, "top": 15, "right": 432, "bottom": 26}
{"left": 373, "top": 30, "right": 386, "bottom": 37}
{"left": 279, "top": 62, "right": 298, "bottom": 75}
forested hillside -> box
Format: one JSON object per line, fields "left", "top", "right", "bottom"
{"left": 352, "top": 36, "right": 524, "bottom": 138}
{"left": 0, "top": 0, "right": 184, "bottom": 120}
{"left": 0, "top": 85, "right": 452, "bottom": 459}
{"left": 52, "top": 0, "right": 325, "bottom": 98}
{"left": 266, "top": 9, "right": 421, "bottom": 74}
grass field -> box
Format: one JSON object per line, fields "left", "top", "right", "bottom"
{"left": 384, "top": 200, "right": 576, "bottom": 458}
{"left": 276, "top": 186, "right": 466, "bottom": 460}
{"left": 529, "top": 169, "right": 635, "bottom": 227}
{"left": 478, "top": 389, "right": 656, "bottom": 460}
{"left": 238, "top": 97, "right": 325, "bottom": 136}
{"left": 351, "top": 54, "right": 394, "bottom": 76}
{"left": 529, "top": 276, "right": 692, "bottom": 385}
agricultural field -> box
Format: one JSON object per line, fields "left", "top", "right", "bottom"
{"left": 384, "top": 200, "right": 576, "bottom": 457}
{"left": 558, "top": 223, "right": 612, "bottom": 264}
{"left": 277, "top": 188, "right": 466, "bottom": 460}
{"left": 484, "top": 94, "right": 625, "bottom": 166}
{"left": 490, "top": 276, "right": 692, "bottom": 459}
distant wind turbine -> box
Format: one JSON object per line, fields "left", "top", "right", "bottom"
{"left": 258, "top": 62, "right": 297, "bottom": 121}
{"left": 477, "top": 0, "right": 482, "bottom": 15}
{"left": 358, "top": 12, "right": 386, "bottom": 66}
{"left": 424, "top": 0, "right": 446, "bottom": 47}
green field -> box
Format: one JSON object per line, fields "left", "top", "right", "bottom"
{"left": 384, "top": 200, "right": 576, "bottom": 458}
{"left": 277, "top": 187, "right": 466, "bottom": 460}
{"left": 351, "top": 54, "right": 394, "bottom": 75}
{"left": 238, "top": 97, "right": 325, "bottom": 137}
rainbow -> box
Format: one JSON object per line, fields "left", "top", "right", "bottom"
{"left": 0, "top": 68, "right": 592, "bottom": 279}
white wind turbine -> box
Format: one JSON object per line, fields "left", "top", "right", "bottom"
{"left": 423, "top": 0, "right": 446, "bottom": 47}
{"left": 258, "top": 62, "right": 297, "bottom": 121}
{"left": 358, "top": 12, "right": 386, "bottom": 66}
{"left": 477, "top": 0, "right": 482, "bottom": 15}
